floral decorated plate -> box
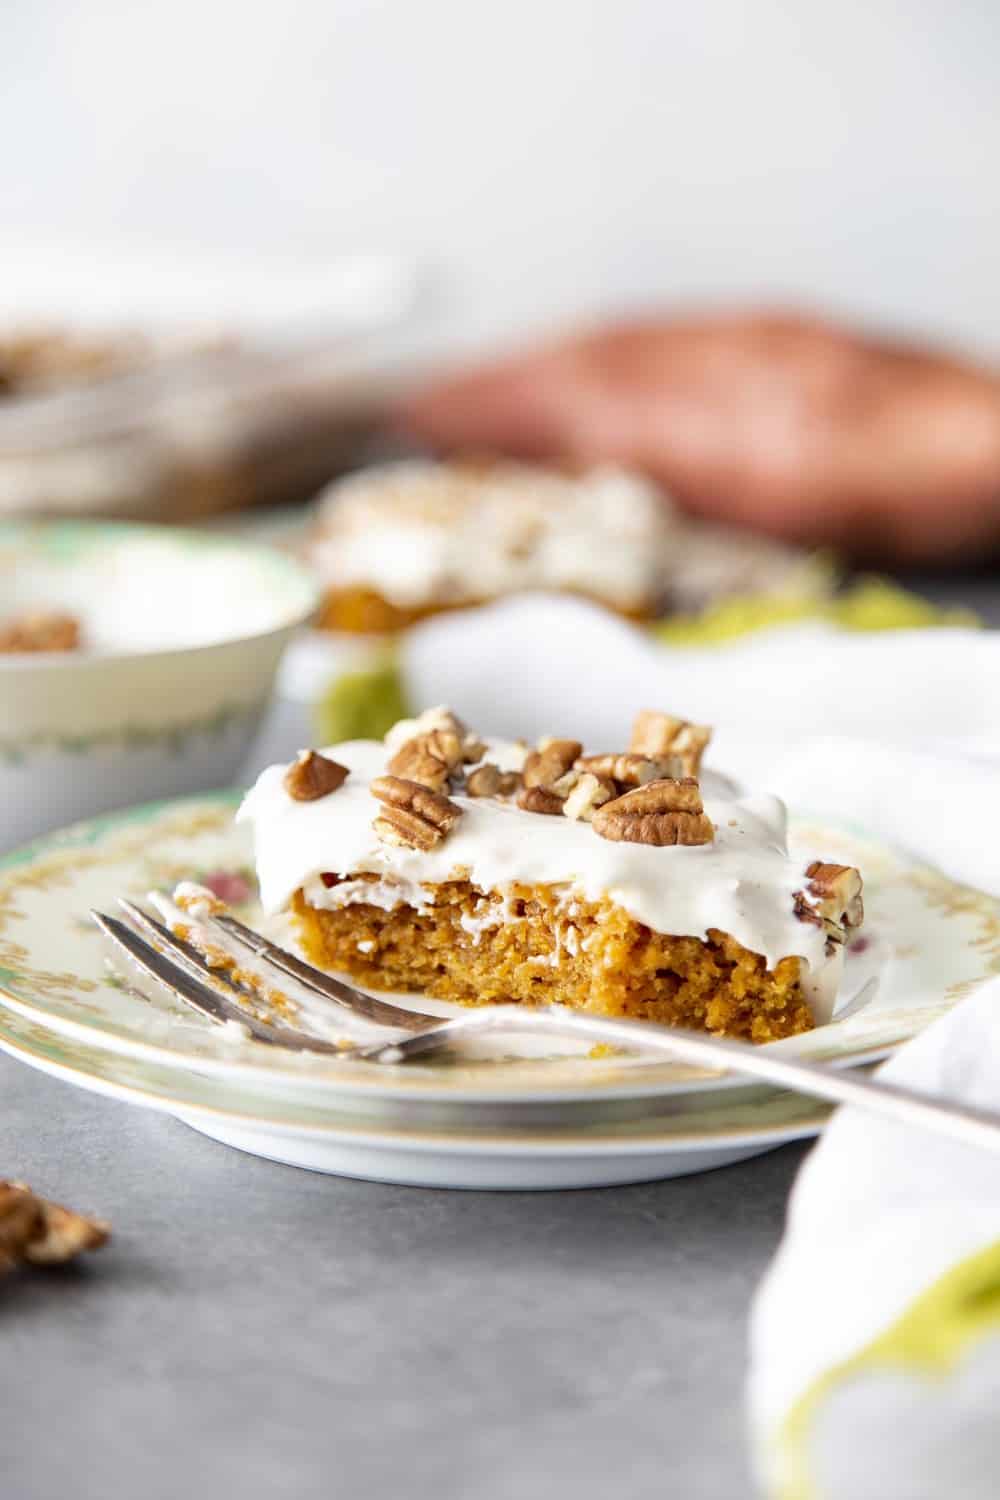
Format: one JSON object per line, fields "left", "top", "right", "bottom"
{"left": 0, "top": 791, "right": 997, "bottom": 1148}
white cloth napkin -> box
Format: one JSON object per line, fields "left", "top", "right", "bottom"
{"left": 401, "top": 594, "right": 1000, "bottom": 1497}
{"left": 749, "top": 978, "right": 1000, "bottom": 1499}
{"left": 403, "top": 595, "right": 1000, "bottom": 894}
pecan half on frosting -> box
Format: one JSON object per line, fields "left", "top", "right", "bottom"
{"left": 283, "top": 750, "right": 350, "bottom": 802}
{"left": 371, "top": 775, "right": 463, "bottom": 851}
{"left": 630, "top": 710, "right": 712, "bottom": 778}
{"left": 592, "top": 777, "right": 715, "bottom": 846}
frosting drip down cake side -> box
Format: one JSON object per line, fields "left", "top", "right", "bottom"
{"left": 237, "top": 708, "right": 864, "bottom": 1043}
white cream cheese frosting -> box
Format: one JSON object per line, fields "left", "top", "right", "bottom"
{"left": 238, "top": 739, "right": 846, "bottom": 1022}
{"left": 306, "top": 461, "right": 675, "bottom": 613}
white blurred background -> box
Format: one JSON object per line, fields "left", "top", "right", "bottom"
{"left": 4, "top": 0, "right": 999, "bottom": 360}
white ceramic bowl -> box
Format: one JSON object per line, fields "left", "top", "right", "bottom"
{"left": 0, "top": 519, "right": 319, "bottom": 849}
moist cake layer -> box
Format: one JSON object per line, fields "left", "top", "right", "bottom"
{"left": 292, "top": 880, "right": 815, "bottom": 1043}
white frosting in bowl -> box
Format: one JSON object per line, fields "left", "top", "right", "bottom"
{"left": 0, "top": 523, "right": 318, "bottom": 656}
{"left": 238, "top": 739, "right": 846, "bottom": 1022}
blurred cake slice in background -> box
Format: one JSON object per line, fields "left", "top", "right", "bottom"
{"left": 306, "top": 457, "right": 829, "bottom": 634}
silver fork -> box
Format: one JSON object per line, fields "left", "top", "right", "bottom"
{"left": 91, "top": 902, "right": 1000, "bottom": 1155}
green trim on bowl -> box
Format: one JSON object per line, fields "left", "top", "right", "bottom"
{"left": 0, "top": 701, "right": 265, "bottom": 766}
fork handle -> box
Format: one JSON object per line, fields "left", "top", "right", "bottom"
{"left": 363, "top": 1006, "right": 1000, "bottom": 1156}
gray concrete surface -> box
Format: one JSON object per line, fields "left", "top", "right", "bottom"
{"left": 4, "top": 1055, "right": 806, "bottom": 1499}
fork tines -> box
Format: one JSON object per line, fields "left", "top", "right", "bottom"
{"left": 91, "top": 907, "right": 346, "bottom": 1054}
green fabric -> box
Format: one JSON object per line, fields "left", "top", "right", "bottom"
{"left": 655, "top": 576, "right": 979, "bottom": 647}
{"left": 775, "top": 1236, "right": 1000, "bottom": 1500}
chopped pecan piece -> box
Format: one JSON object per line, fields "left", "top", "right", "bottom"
{"left": 384, "top": 706, "right": 486, "bottom": 764}
{"left": 592, "top": 777, "right": 715, "bottom": 846}
{"left": 387, "top": 728, "right": 464, "bottom": 791}
{"left": 792, "top": 863, "right": 864, "bottom": 947}
{"left": 562, "top": 772, "right": 616, "bottom": 822}
{"left": 371, "top": 775, "right": 462, "bottom": 850}
{"left": 575, "top": 752, "right": 682, "bottom": 787}
{"left": 0, "top": 1181, "right": 109, "bottom": 1272}
{"left": 465, "top": 762, "right": 501, "bottom": 797}
{"left": 792, "top": 890, "right": 846, "bottom": 948}
{"left": 522, "top": 739, "right": 583, "bottom": 790}
{"left": 466, "top": 763, "right": 521, "bottom": 798}
{"left": 283, "top": 750, "right": 350, "bottom": 802}
{"left": 793, "top": 891, "right": 824, "bottom": 929}
{"left": 517, "top": 736, "right": 585, "bottom": 813}
{"left": 806, "top": 861, "right": 865, "bottom": 929}
{"left": 629, "top": 710, "right": 713, "bottom": 777}
{"left": 516, "top": 785, "right": 566, "bottom": 816}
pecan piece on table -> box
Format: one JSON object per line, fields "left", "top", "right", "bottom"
{"left": 283, "top": 750, "right": 350, "bottom": 802}
{"left": 371, "top": 775, "right": 463, "bottom": 851}
{"left": 0, "top": 1181, "right": 109, "bottom": 1272}
{"left": 592, "top": 777, "right": 715, "bottom": 846}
